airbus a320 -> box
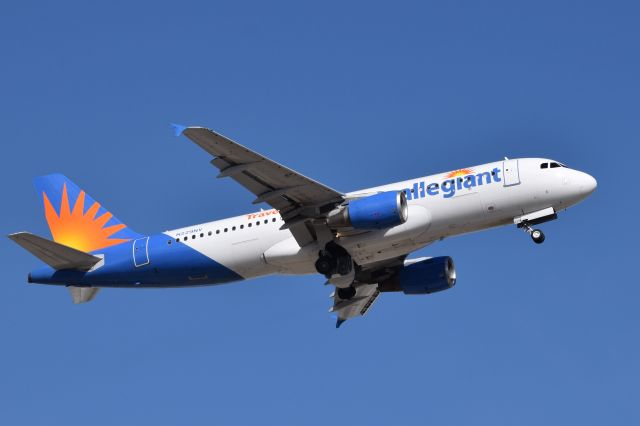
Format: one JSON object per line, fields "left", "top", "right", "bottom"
{"left": 10, "top": 125, "right": 597, "bottom": 327}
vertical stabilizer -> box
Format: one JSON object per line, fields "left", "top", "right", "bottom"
{"left": 33, "top": 173, "right": 141, "bottom": 253}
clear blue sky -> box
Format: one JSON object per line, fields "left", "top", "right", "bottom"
{"left": 1, "top": 1, "right": 638, "bottom": 425}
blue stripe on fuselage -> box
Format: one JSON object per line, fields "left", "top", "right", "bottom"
{"left": 29, "top": 233, "right": 243, "bottom": 288}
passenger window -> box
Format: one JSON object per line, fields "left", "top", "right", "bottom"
{"left": 240, "top": 224, "right": 244, "bottom": 229}
{"left": 224, "top": 228, "right": 228, "bottom": 232}
{"left": 183, "top": 237, "right": 188, "bottom": 241}
{"left": 541, "top": 163, "right": 548, "bottom": 169}
{"left": 216, "top": 230, "right": 220, "bottom": 234}
{"left": 200, "top": 233, "right": 204, "bottom": 238}
{"left": 192, "top": 235, "right": 196, "bottom": 239}
{"left": 208, "top": 231, "right": 212, "bottom": 236}
{"left": 264, "top": 220, "right": 268, "bottom": 224}
{"left": 167, "top": 240, "right": 172, "bottom": 245}
{"left": 256, "top": 221, "right": 260, "bottom": 226}
{"left": 248, "top": 223, "right": 252, "bottom": 227}
{"left": 232, "top": 226, "right": 236, "bottom": 231}
{"left": 272, "top": 218, "right": 276, "bottom": 222}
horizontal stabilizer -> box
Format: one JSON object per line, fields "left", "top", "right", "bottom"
{"left": 8, "top": 232, "right": 102, "bottom": 271}
{"left": 68, "top": 286, "right": 100, "bottom": 303}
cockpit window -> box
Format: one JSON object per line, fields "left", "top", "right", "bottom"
{"left": 540, "top": 163, "right": 548, "bottom": 169}
{"left": 550, "top": 162, "right": 561, "bottom": 168}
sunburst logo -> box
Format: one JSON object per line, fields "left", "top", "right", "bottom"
{"left": 444, "top": 168, "right": 474, "bottom": 178}
{"left": 42, "top": 183, "right": 130, "bottom": 252}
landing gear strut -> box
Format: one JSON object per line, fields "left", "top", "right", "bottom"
{"left": 521, "top": 222, "right": 545, "bottom": 244}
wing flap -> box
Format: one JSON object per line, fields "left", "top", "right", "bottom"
{"left": 8, "top": 232, "right": 101, "bottom": 271}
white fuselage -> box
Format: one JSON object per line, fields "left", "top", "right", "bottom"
{"left": 164, "top": 158, "right": 597, "bottom": 281}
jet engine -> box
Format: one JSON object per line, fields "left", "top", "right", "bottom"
{"left": 326, "top": 191, "right": 408, "bottom": 230}
{"left": 378, "top": 257, "right": 456, "bottom": 295}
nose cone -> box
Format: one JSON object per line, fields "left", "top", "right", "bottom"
{"left": 579, "top": 172, "right": 597, "bottom": 197}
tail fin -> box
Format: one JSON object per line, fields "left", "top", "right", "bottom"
{"left": 33, "top": 173, "right": 141, "bottom": 253}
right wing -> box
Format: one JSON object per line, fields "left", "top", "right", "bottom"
{"left": 8, "top": 232, "right": 102, "bottom": 271}
{"left": 178, "top": 125, "right": 345, "bottom": 246}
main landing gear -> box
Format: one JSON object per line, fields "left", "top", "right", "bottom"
{"left": 337, "top": 286, "right": 356, "bottom": 300}
{"left": 315, "top": 242, "right": 353, "bottom": 277}
{"left": 315, "top": 242, "right": 357, "bottom": 300}
{"left": 521, "top": 222, "right": 545, "bottom": 244}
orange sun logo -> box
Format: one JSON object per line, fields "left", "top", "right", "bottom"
{"left": 445, "top": 168, "right": 474, "bottom": 178}
{"left": 42, "top": 183, "right": 130, "bottom": 252}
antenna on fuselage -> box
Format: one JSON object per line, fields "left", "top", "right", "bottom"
{"left": 504, "top": 156, "right": 509, "bottom": 160}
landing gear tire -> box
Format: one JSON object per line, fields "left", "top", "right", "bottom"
{"left": 315, "top": 256, "right": 335, "bottom": 275}
{"left": 531, "top": 229, "right": 545, "bottom": 244}
{"left": 337, "top": 286, "right": 356, "bottom": 300}
{"left": 336, "top": 256, "right": 353, "bottom": 276}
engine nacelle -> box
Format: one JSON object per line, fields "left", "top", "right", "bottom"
{"left": 378, "top": 257, "right": 456, "bottom": 295}
{"left": 326, "top": 191, "right": 408, "bottom": 230}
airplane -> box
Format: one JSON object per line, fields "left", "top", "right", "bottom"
{"left": 9, "top": 125, "right": 597, "bottom": 327}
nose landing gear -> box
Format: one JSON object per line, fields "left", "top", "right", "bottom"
{"left": 530, "top": 229, "right": 545, "bottom": 244}
{"left": 514, "top": 208, "right": 557, "bottom": 245}
{"left": 521, "top": 222, "right": 545, "bottom": 244}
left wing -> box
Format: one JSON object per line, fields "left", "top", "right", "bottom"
{"left": 329, "top": 255, "right": 408, "bottom": 327}
{"left": 177, "top": 125, "right": 344, "bottom": 246}
{"left": 331, "top": 283, "right": 381, "bottom": 328}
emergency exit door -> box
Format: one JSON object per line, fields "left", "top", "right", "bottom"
{"left": 502, "top": 159, "right": 521, "bottom": 186}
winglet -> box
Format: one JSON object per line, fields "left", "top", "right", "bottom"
{"left": 336, "top": 318, "right": 346, "bottom": 328}
{"left": 170, "top": 123, "right": 187, "bottom": 137}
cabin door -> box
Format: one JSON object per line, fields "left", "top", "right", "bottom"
{"left": 133, "top": 237, "right": 150, "bottom": 267}
{"left": 503, "top": 159, "right": 521, "bottom": 186}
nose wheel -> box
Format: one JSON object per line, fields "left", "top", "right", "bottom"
{"left": 530, "top": 229, "right": 545, "bottom": 244}
{"left": 521, "top": 222, "right": 545, "bottom": 244}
